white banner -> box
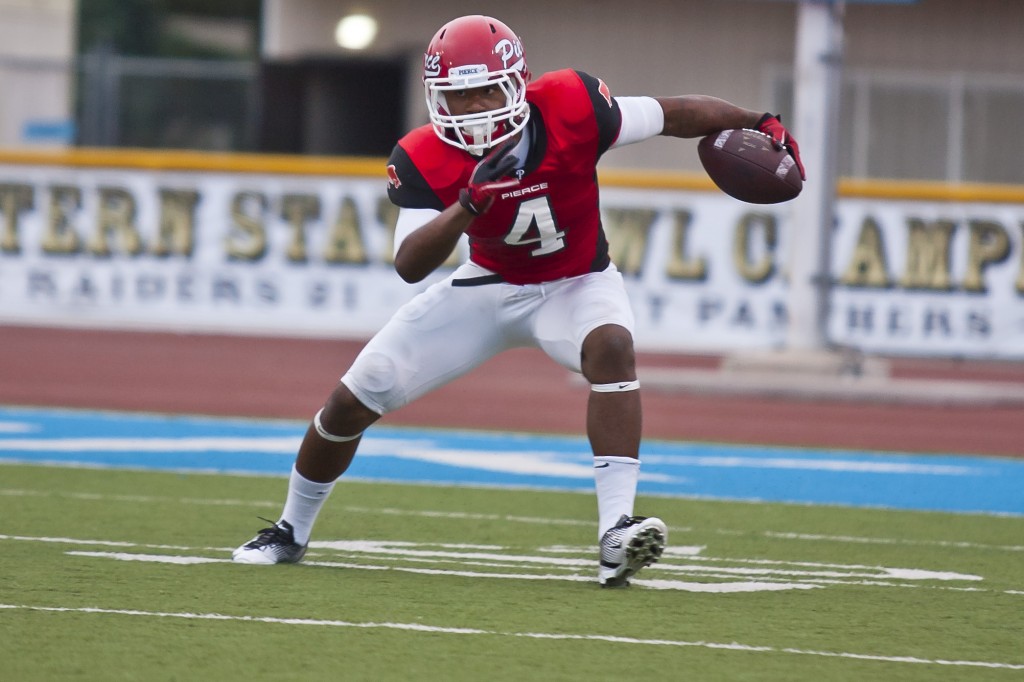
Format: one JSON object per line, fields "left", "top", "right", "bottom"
{"left": 1, "top": 162, "right": 1022, "bottom": 358}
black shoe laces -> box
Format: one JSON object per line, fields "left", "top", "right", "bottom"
{"left": 246, "top": 516, "right": 292, "bottom": 547}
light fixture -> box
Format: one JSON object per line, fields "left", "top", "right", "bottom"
{"left": 334, "top": 13, "right": 378, "bottom": 50}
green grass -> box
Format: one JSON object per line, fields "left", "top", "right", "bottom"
{"left": 3, "top": 463, "right": 1023, "bottom": 681}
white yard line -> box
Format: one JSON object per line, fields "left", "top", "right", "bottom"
{"left": 100, "top": 549, "right": 1018, "bottom": 594}
{"left": 3, "top": 532, "right": 1017, "bottom": 596}
{"left": 63, "top": 550, "right": 820, "bottom": 593}
{"left": 762, "top": 530, "right": 1024, "bottom": 552}
{"left": 4, "top": 485, "right": 1022, "bottom": 552}
{"left": 2, "top": 603, "right": 1021, "bottom": 670}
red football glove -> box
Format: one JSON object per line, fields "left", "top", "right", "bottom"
{"left": 458, "top": 139, "right": 521, "bottom": 216}
{"left": 756, "top": 113, "right": 806, "bottom": 180}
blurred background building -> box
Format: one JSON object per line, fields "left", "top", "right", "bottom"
{"left": 2, "top": 0, "right": 1023, "bottom": 181}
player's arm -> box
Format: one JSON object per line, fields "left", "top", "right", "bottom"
{"left": 391, "top": 139, "right": 520, "bottom": 283}
{"left": 612, "top": 93, "right": 804, "bottom": 179}
{"left": 386, "top": 144, "right": 476, "bottom": 284}
{"left": 393, "top": 205, "right": 474, "bottom": 283}
{"left": 614, "top": 95, "right": 803, "bottom": 179}
{"left": 655, "top": 96, "right": 763, "bottom": 138}
{"left": 658, "top": 97, "right": 804, "bottom": 178}
{"left": 613, "top": 95, "right": 761, "bottom": 145}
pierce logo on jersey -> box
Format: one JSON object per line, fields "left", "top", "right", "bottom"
{"left": 386, "top": 164, "right": 402, "bottom": 189}
{"left": 500, "top": 182, "right": 549, "bottom": 200}
{"left": 598, "top": 79, "right": 613, "bottom": 107}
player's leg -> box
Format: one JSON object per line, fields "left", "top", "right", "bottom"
{"left": 580, "top": 323, "right": 641, "bottom": 527}
{"left": 580, "top": 324, "right": 666, "bottom": 587}
{"left": 532, "top": 266, "right": 666, "bottom": 586}
{"left": 233, "top": 270, "right": 508, "bottom": 564}
{"left": 581, "top": 323, "right": 640, "bottom": 459}
{"left": 230, "top": 382, "right": 381, "bottom": 565}
{"left": 533, "top": 266, "right": 641, "bottom": 530}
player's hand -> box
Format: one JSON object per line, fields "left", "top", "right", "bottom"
{"left": 756, "top": 113, "right": 806, "bottom": 180}
{"left": 458, "top": 139, "right": 521, "bottom": 216}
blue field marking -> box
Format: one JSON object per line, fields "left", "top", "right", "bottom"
{"left": 1, "top": 406, "right": 1021, "bottom": 516}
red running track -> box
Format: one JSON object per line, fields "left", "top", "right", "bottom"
{"left": 1, "top": 325, "right": 1021, "bottom": 458}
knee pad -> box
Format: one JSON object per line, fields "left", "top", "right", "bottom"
{"left": 591, "top": 380, "right": 640, "bottom": 393}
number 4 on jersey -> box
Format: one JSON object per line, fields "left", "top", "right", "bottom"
{"left": 503, "top": 196, "right": 566, "bottom": 256}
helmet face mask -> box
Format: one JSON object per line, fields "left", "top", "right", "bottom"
{"left": 423, "top": 16, "right": 531, "bottom": 155}
{"left": 426, "top": 73, "right": 528, "bottom": 154}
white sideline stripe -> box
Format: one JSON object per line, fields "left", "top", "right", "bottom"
{"left": 309, "top": 541, "right": 981, "bottom": 582}
{"left": 4, "top": 485, "right": 1023, "bottom": 552}
{"left": 266, "top": 551, "right": 994, "bottom": 591}
{"left": 639, "top": 454, "right": 978, "bottom": 476}
{"left": 65, "top": 551, "right": 816, "bottom": 593}
{"left": 2, "top": 535, "right": 1019, "bottom": 595}
{"left": 0, "top": 488, "right": 280, "bottom": 509}
{"left": 0, "top": 534, "right": 217, "bottom": 552}
{"left": 71, "top": 552, "right": 222, "bottom": 565}
{"left": 0, "top": 488, "right": 595, "bottom": 527}
{"left": 2, "top": 534, "right": 983, "bottom": 586}
{"left": 2, "top": 603, "right": 1022, "bottom": 670}
{"left": 764, "top": 531, "right": 1024, "bottom": 553}
{"left": 60, "top": 545, "right": 1013, "bottom": 596}
{"left": 348, "top": 505, "right": 595, "bottom": 528}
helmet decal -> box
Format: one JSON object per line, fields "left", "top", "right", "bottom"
{"left": 597, "top": 79, "right": 613, "bottom": 107}
{"left": 494, "top": 38, "right": 524, "bottom": 71}
{"left": 424, "top": 53, "right": 441, "bottom": 78}
{"left": 386, "top": 164, "right": 402, "bottom": 189}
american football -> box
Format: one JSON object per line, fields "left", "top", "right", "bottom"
{"left": 697, "top": 128, "right": 803, "bottom": 204}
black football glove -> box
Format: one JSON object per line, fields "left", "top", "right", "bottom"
{"left": 458, "top": 139, "right": 521, "bottom": 216}
{"left": 756, "top": 113, "right": 806, "bottom": 180}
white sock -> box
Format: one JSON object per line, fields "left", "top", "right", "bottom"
{"left": 279, "top": 466, "right": 336, "bottom": 545}
{"left": 593, "top": 455, "right": 640, "bottom": 539}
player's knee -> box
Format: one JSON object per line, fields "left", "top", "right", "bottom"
{"left": 319, "top": 383, "right": 379, "bottom": 440}
{"left": 581, "top": 325, "right": 636, "bottom": 382}
{"left": 355, "top": 352, "right": 398, "bottom": 394}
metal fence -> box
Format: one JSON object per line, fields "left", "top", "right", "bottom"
{"left": 0, "top": 53, "right": 256, "bottom": 152}
{"left": 77, "top": 51, "right": 258, "bottom": 152}
{"left": 3, "top": 52, "right": 1023, "bottom": 184}
{"left": 771, "top": 66, "right": 1024, "bottom": 184}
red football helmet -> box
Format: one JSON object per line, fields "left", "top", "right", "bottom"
{"left": 423, "top": 15, "right": 531, "bottom": 155}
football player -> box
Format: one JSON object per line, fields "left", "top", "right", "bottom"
{"left": 234, "top": 14, "right": 804, "bottom": 587}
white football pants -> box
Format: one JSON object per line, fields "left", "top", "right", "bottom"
{"left": 340, "top": 261, "right": 635, "bottom": 415}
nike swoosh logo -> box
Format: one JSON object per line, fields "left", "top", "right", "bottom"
{"left": 594, "top": 463, "right": 610, "bottom": 468}
{"left": 618, "top": 383, "right": 630, "bottom": 389}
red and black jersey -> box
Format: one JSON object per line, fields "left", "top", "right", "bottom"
{"left": 386, "top": 69, "right": 622, "bottom": 285}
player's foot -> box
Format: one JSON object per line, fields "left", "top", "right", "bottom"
{"left": 598, "top": 515, "right": 667, "bottom": 587}
{"left": 232, "top": 518, "right": 307, "bottom": 564}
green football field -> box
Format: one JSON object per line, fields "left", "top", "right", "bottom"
{"left": 3, "top": 463, "right": 1022, "bottom": 681}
